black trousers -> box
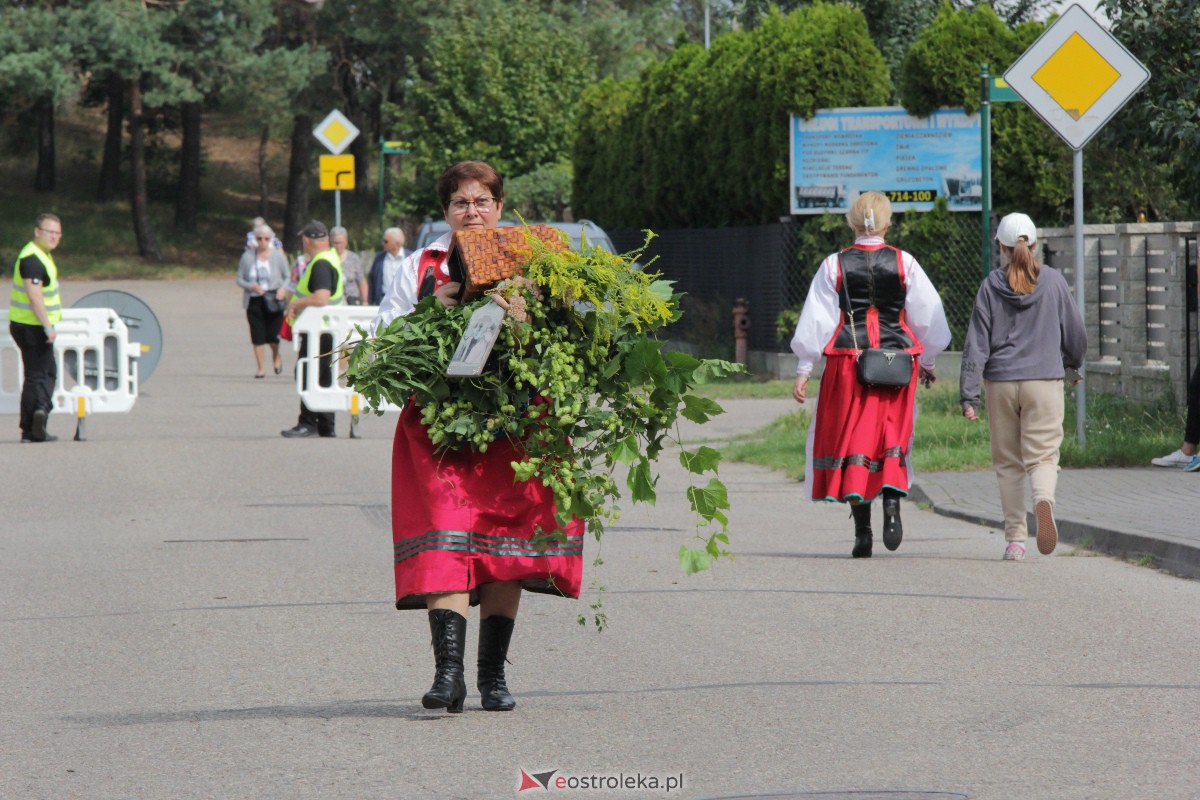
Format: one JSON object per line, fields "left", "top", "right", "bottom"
{"left": 10, "top": 321, "right": 56, "bottom": 437}
{"left": 296, "top": 332, "right": 335, "bottom": 435}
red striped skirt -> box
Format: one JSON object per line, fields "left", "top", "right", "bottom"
{"left": 808, "top": 354, "right": 917, "bottom": 503}
{"left": 390, "top": 403, "right": 583, "bottom": 609}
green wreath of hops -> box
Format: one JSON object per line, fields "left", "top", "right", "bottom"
{"left": 343, "top": 226, "right": 744, "bottom": 620}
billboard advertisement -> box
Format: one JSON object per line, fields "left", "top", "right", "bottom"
{"left": 789, "top": 107, "right": 982, "bottom": 215}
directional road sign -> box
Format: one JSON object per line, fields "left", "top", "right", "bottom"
{"left": 989, "top": 76, "right": 1021, "bottom": 104}
{"left": 1003, "top": 4, "right": 1148, "bottom": 151}
{"left": 313, "top": 109, "right": 360, "bottom": 155}
{"left": 319, "top": 155, "right": 355, "bottom": 191}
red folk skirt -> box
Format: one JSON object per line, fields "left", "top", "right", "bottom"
{"left": 808, "top": 353, "right": 918, "bottom": 503}
{"left": 390, "top": 403, "right": 584, "bottom": 610}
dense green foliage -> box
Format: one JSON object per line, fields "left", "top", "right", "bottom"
{"left": 1095, "top": 0, "right": 1200, "bottom": 218}
{"left": 576, "top": 0, "right": 1193, "bottom": 235}
{"left": 387, "top": 0, "right": 597, "bottom": 217}
{"left": 902, "top": 2, "right": 1190, "bottom": 225}
{"left": 899, "top": 3, "right": 1020, "bottom": 116}
{"left": 896, "top": 3, "right": 1084, "bottom": 224}
{"left": 573, "top": 3, "right": 893, "bottom": 228}
{"left": 0, "top": 5, "right": 77, "bottom": 112}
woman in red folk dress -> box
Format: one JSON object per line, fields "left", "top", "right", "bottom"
{"left": 372, "top": 161, "right": 582, "bottom": 713}
{"left": 789, "top": 191, "right": 950, "bottom": 558}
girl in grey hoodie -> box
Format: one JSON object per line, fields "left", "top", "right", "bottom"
{"left": 960, "top": 212, "right": 1087, "bottom": 561}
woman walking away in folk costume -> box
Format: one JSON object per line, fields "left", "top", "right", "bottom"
{"left": 790, "top": 191, "right": 951, "bottom": 557}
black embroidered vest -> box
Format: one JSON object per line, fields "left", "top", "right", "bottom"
{"left": 829, "top": 245, "right": 914, "bottom": 353}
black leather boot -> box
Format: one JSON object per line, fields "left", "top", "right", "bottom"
{"left": 477, "top": 615, "right": 516, "bottom": 711}
{"left": 422, "top": 609, "right": 467, "bottom": 713}
{"left": 851, "top": 503, "right": 873, "bottom": 558}
{"left": 882, "top": 492, "right": 903, "bottom": 551}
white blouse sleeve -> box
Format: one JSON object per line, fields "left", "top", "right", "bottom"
{"left": 789, "top": 254, "right": 842, "bottom": 377}
{"left": 370, "top": 248, "right": 422, "bottom": 333}
{"left": 902, "top": 252, "right": 952, "bottom": 369}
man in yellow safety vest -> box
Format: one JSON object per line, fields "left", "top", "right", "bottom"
{"left": 281, "top": 220, "right": 345, "bottom": 438}
{"left": 9, "top": 213, "right": 64, "bottom": 443}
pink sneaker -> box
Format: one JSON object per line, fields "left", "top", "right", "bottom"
{"left": 1003, "top": 542, "right": 1026, "bottom": 561}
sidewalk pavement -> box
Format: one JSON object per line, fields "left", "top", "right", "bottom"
{"left": 910, "top": 467, "right": 1200, "bottom": 581}
{"left": 692, "top": 398, "right": 1200, "bottom": 581}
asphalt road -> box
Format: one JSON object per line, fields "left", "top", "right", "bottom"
{"left": 1, "top": 280, "right": 1197, "bottom": 800}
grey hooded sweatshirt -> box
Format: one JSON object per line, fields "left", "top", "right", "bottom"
{"left": 959, "top": 265, "right": 1087, "bottom": 409}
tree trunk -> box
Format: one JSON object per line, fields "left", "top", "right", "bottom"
{"left": 350, "top": 114, "right": 369, "bottom": 194}
{"left": 98, "top": 75, "right": 124, "bottom": 202}
{"left": 129, "top": 80, "right": 163, "bottom": 263}
{"left": 34, "top": 94, "right": 55, "bottom": 193}
{"left": 258, "top": 123, "right": 270, "bottom": 218}
{"left": 175, "top": 100, "right": 202, "bottom": 233}
{"left": 283, "top": 113, "right": 313, "bottom": 254}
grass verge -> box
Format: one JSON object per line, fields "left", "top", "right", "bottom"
{"left": 716, "top": 379, "right": 1183, "bottom": 474}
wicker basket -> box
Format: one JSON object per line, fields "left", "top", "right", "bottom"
{"left": 447, "top": 225, "right": 567, "bottom": 300}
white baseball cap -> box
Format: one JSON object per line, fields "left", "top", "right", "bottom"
{"left": 995, "top": 212, "right": 1038, "bottom": 247}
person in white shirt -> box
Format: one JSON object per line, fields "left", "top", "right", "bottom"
{"left": 244, "top": 216, "right": 282, "bottom": 252}
{"left": 367, "top": 227, "right": 410, "bottom": 305}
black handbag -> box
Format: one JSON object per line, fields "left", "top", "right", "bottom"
{"left": 263, "top": 292, "right": 285, "bottom": 314}
{"left": 856, "top": 347, "right": 913, "bottom": 387}
{"left": 840, "top": 250, "right": 913, "bottom": 389}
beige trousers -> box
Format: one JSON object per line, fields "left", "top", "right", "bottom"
{"left": 984, "top": 379, "right": 1064, "bottom": 542}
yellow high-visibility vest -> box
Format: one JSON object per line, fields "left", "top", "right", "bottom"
{"left": 296, "top": 249, "right": 345, "bottom": 305}
{"left": 9, "top": 241, "right": 62, "bottom": 326}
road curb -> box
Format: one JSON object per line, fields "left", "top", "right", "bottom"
{"left": 909, "top": 481, "right": 1200, "bottom": 580}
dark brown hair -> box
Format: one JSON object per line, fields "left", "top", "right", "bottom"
{"left": 437, "top": 161, "right": 504, "bottom": 211}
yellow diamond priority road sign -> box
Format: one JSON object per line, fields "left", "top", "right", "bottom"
{"left": 1003, "top": 4, "right": 1148, "bottom": 150}
{"left": 313, "top": 109, "right": 360, "bottom": 156}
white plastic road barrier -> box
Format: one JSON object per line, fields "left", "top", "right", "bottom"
{"left": 0, "top": 307, "right": 141, "bottom": 441}
{"left": 292, "top": 305, "right": 400, "bottom": 438}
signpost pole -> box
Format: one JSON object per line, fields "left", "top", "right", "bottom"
{"left": 981, "top": 63, "right": 992, "bottom": 280}
{"left": 1001, "top": 4, "right": 1152, "bottom": 449}
{"left": 1074, "top": 149, "right": 1087, "bottom": 448}
{"left": 335, "top": 189, "right": 342, "bottom": 229}
{"left": 376, "top": 140, "right": 411, "bottom": 237}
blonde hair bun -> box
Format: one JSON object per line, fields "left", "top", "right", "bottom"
{"left": 847, "top": 191, "right": 892, "bottom": 235}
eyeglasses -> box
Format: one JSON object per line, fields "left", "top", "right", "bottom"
{"left": 449, "top": 196, "right": 495, "bottom": 213}
{"left": 37, "top": 228, "right": 62, "bottom": 237}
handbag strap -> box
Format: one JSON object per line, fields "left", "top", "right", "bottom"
{"left": 837, "top": 254, "right": 862, "bottom": 358}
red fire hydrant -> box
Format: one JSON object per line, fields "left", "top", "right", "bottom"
{"left": 732, "top": 298, "right": 750, "bottom": 366}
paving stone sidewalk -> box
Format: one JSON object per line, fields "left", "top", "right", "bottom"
{"left": 910, "top": 467, "right": 1200, "bottom": 580}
